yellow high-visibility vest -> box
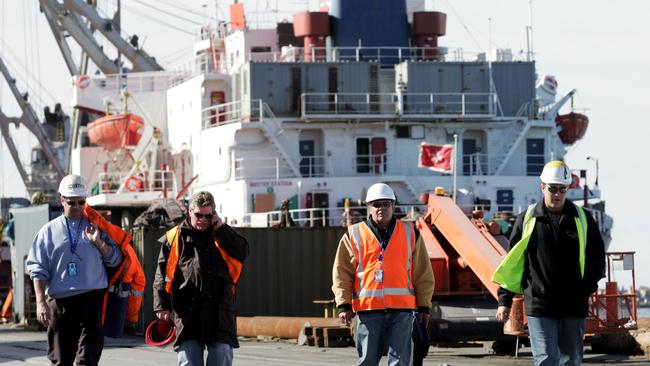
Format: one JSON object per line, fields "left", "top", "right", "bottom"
{"left": 491, "top": 203, "right": 588, "bottom": 294}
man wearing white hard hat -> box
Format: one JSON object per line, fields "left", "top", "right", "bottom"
{"left": 332, "top": 183, "right": 434, "bottom": 366}
{"left": 492, "top": 161, "right": 605, "bottom": 366}
{"left": 26, "top": 174, "right": 123, "bottom": 366}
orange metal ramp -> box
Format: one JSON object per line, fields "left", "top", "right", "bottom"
{"left": 422, "top": 195, "right": 506, "bottom": 299}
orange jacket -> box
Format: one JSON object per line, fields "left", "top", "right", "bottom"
{"left": 84, "top": 205, "right": 146, "bottom": 323}
{"left": 349, "top": 220, "right": 416, "bottom": 312}
{"left": 164, "top": 225, "right": 242, "bottom": 295}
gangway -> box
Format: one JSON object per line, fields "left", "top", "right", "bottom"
{"left": 417, "top": 195, "right": 506, "bottom": 299}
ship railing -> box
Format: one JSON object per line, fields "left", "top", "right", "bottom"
{"left": 239, "top": 204, "right": 425, "bottom": 228}
{"left": 94, "top": 72, "right": 172, "bottom": 93}
{"left": 235, "top": 203, "right": 538, "bottom": 228}
{"left": 355, "top": 153, "right": 509, "bottom": 177}
{"left": 232, "top": 152, "right": 516, "bottom": 179}
{"left": 297, "top": 156, "right": 328, "bottom": 177}
{"left": 244, "top": 46, "right": 524, "bottom": 66}
{"left": 168, "top": 53, "right": 227, "bottom": 85}
{"left": 95, "top": 170, "right": 177, "bottom": 195}
{"left": 460, "top": 153, "right": 509, "bottom": 176}
{"left": 234, "top": 157, "right": 296, "bottom": 180}
{"left": 301, "top": 92, "right": 497, "bottom": 118}
{"left": 202, "top": 99, "right": 263, "bottom": 129}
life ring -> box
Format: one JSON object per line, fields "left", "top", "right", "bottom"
{"left": 125, "top": 176, "right": 143, "bottom": 192}
{"left": 74, "top": 75, "right": 91, "bottom": 90}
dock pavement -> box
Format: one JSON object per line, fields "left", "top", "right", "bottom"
{"left": 1, "top": 324, "right": 648, "bottom": 365}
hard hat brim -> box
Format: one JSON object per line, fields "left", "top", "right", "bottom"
{"left": 145, "top": 320, "right": 176, "bottom": 346}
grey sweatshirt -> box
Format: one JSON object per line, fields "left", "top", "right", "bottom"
{"left": 26, "top": 215, "right": 123, "bottom": 299}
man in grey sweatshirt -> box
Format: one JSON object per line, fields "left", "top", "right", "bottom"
{"left": 26, "top": 175, "right": 123, "bottom": 366}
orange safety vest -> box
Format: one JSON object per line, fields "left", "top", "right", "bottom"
{"left": 83, "top": 205, "right": 146, "bottom": 323}
{"left": 349, "top": 220, "right": 416, "bottom": 312}
{"left": 164, "top": 225, "right": 242, "bottom": 295}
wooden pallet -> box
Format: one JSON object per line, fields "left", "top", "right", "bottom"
{"left": 302, "top": 326, "right": 353, "bottom": 348}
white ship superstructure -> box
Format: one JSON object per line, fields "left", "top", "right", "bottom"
{"left": 61, "top": 0, "right": 610, "bottom": 243}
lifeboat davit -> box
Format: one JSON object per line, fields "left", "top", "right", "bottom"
{"left": 87, "top": 113, "right": 144, "bottom": 151}
{"left": 555, "top": 112, "right": 588, "bottom": 145}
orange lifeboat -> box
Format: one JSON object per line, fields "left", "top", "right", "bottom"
{"left": 555, "top": 112, "right": 589, "bottom": 145}
{"left": 87, "top": 113, "right": 144, "bottom": 151}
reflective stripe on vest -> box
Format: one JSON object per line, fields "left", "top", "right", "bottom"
{"left": 164, "top": 226, "right": 243, "bottom": 295}
{"left": 491, "top": 203, "right": 588, "bottom": 294}
{"left": 349, "top": 220, "right": 416, "bottom": 311}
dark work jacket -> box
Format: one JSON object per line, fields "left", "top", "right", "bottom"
{"left": 153, "top": 220, "right": 249, "bottom": 350}
{"left": 497, "top": 201, "right": 605, "bottom": 318}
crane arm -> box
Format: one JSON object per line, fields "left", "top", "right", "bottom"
{"left": 0, "top": 57, "right": 65, "bottom": 178}
{"left": 40, "top": 0, "right": 80, "bottom": 76}
{"left": 0, "top": 111, "right": 31, "bottom": 186}
{"left": 61, "top": 0, "right": 163, "bottom": 72}
{"left": 545, "top": 89, "right": 576, "bottom": 121}
{"left": 39, "top": 0, "right": 119, "bottom": 75}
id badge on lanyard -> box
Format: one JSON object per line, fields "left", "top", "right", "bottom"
{"left": 374, "top": 230, "right": 389, "bottom": 283}
{"left": 374, "top": 252, "right": 384, "bottom": 283}
{"left": 67, "top": 262, "right": 78, "bottom": 277}
{"left": 374, "top": 267, "right": 384, "bottom": 283}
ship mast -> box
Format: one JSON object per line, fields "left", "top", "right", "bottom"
{"left": 526, "top": 0, "right": 535, "bottom": 61}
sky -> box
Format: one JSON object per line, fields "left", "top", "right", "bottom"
{"left": 1, "top": 0, "right": 649, "bottom": 286}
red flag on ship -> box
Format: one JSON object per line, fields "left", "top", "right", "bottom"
{"left": 419, "top": 143, "right": 453, "bottom": 173}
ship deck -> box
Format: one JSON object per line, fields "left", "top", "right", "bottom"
{"left": 1, "top": 324, "right": 647, "bottom": 365}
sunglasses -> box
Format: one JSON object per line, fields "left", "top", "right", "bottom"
{"left": 546, "top": 185, "right": 568, "bottom": 194}
{"left": 192, "top": 212, "right": 214, "bottom": 219}
{"left": 370, "top": 201, "right": 393, "bottom": 209}
{"left": 65, "top": 199, "right": 86, "bottom": 207}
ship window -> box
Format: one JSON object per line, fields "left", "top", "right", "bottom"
{"left": 251, "top": 46, "right": 271, "bottom": 53}
{"left": 396, "top": 125, "right": 424, "bottom": 139}
{"left": 300, "top": 140, "right": 316, "bottom": 177}
{"left": 356, "top": 138, "right": 371, "bottom": 173}
{"left": 475, "top": 197, "right": 491, "bottom": 212}
{"left": 411, "top": 125, "right": 424, "bottom": 139}
{"left": 496, "top": 189, "right": 514, "bottom": 212}
{"left": 356, "top": 137, "right": 386, "bottom": 174}
{"left": 463, "top": 139, "right": 478, "bottom": 176}
{"left": 396, "top": 126, "right": 410, "bottom": 138}
{"left": 526, "top": 138, "right": 545, "bottom": 176}
{"left": 291, "top": 67, "right": 302, "bottom": 116}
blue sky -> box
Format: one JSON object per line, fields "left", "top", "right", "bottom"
{"left": 1, "top": 0, "right": 649, "bottom": 287}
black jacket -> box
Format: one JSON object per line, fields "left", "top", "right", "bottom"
{"left": 153, "top": 220, "right": 249, "bottom": 349}
{"left": 497, "top": 201, "right": 605, "bottom": 317}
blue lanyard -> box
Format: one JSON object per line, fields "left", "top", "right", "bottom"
{"left": 65, "top": 217, "right": 83, "bottom": 254}
{"left": 378, "top": 229, "right": 389, "bottom": 262}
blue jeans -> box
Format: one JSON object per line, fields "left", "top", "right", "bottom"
{"left": 527, "top": 316, "right": 585, "bottom": 366}
{"left": 355, "top": 311, "right": 414, "bottom": 366}
{"left": 177, "top": 340, "right": 233, "bottom": 366}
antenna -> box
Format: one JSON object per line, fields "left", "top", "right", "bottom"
{"left": 488, "top": 17, "right": 494, "bottom": 115}
{"left": 526, "top": 0, "right": 534, "bottom": 61}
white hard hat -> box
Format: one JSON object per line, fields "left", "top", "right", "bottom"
{"left": 539, "top": 160, "right": 572, "bottom": 185}
{"left": 58, "top": 174, "right": 88, "bottom": 197}
{"left": 365, "top": 183, "right": 396, "bottom": 202}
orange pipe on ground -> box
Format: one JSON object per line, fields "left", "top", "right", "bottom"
{"left": 237, "top": 316, "right": 342, "bottom": 339}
